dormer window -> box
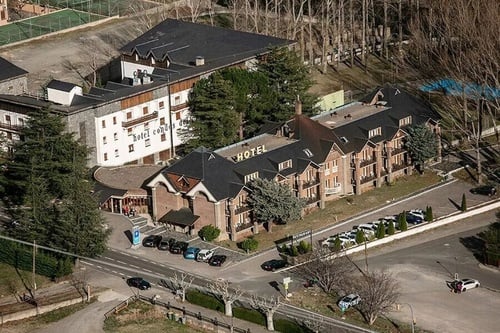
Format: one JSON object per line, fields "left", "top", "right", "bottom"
{"left": 279, "top": 159, "right": 292, "bottom": 171}
{"left": 399, "top": 116, "right": 412, "bottom": 127}
{"left": 151, "top": 58, "right": 156, "bottom": 65}
{"left": 340, "top": 136, "right": 349, "bottom": 143}
{"left": 244, "top": 172, "right": 259, "bottom": 183}
{"left": 368, "top": 127, "right": 381, "bottom": 138}
{"left": 303, "top": 149, "right": 313, "bottom": 158}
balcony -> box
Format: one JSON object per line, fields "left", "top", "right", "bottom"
{"left": 0, "top": 122, "right": 23, "bottom": 132}
{"left": 122, "top": 111, "right": 158, "bottom": 128}
{"left": 234, "top": 205, "right": 251, "bottom": 215}
{"left": 392, "top": 162, "right": 409, "bottom": 171}
{"left": 360, "top": 159, "right": 376, "bottom": 167}
{"left": 170, "top": 102, "right": 188, "bottom": 112}
{"left": 236, "top": 221, "right": 254, "bottom": 232}
{"left": 325, "top": 183, "right": 342, "bottom": 195}
{"left": 360, "top": 174, "right": 377, "bottom": 184}
{"left": 392, "top": 147, "right": 406, "bottom": 155}
{"left": 304, "top": 196, "right": 320, "bottom": 205}
{"left": 302, "top": 178, "right": 320, "bottom": 189}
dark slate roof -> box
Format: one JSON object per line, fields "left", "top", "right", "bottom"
{"left": 159, "top": 207, "right": 199, "bottom": 226}
{"left": 334, "top": 85, "right": 440, "bottom": 152}
{"left": 93, "top": 182, "right": 128, "bottom": 205}
{"left": 0, "top": 57, "right": 28, "bottom": 82}
{"left": 120, "top": 19, "right": 295, "bottom": 82}
{"left": 47, "top": 79, "right": 78, "bottom": 92}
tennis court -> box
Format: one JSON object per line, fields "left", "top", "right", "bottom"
{"left": 0, "top": 9, "right": 107, "bottom": 46}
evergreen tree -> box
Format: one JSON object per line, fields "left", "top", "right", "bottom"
{"left": 425, "top": 206, "right": 433, "bottom": 221}
{"left": 461, "top": 193, "right": 467, "bottom": 212}
{"left": 257, "top": 47, "right": 318, "bottom": 122}
{"left": 480, "top": 222, "right": 500, "bottom": 266}
{"left": 2, "top": 108, "right": 109, "bottom": 257}
{"left": 376, "top": 222, "right": 386, "bottom": 239}
{"left": 333, "top": 237, "right": 342, "bottom": 252}
{"left": 247, "top": 178, "right": 305, "bottom": 233}
{"left": 182, "top": 72, "right": 239, "bottom": 151}
{"left": 387, "top": 220, "right": 396, "bottom": 235}
{"left": 355, "top": 229, "right": 366, "bottom": 244}
{"left": 405, "top": 124, "right": 438, "bottom": 173}
{"left": 399, "top": 211, "right": 408, "bottom": 231}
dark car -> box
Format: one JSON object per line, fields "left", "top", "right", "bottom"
{"left": 126, "top": 277, "right": 151, "bottom": 290}
{"left": 405, "top": 213, "right": 423, "bottom": 225}
{"left": 470, "top": 185, "right": 497, "bottom": 196}
{"left": 208, "top": 255, "right": 227, "bottom": 267}
{"left": 261, "top": 259, "right": 288, "bottom": 271}
{"left": 142, "top": 235, "right": 162, "bottom": 247}
{"left": 170, "top": 241, "right": 189, "bottom": 254}
{"left": 157, "top": 238, "right": 172, "bottom": 251}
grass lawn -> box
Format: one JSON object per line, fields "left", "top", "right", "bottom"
{"left": 217, "top": 171, "right": 441, "bottom": 252}
{"left": 0, "top": 262, "right": 53, "bottom": 298}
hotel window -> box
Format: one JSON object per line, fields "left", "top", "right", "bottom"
{"left": 6, "top": 133, "right": 12, "bottom": 140}
{"left": 159, "top": 101, "right": 165, "bottom": 109}
{"left": 145, "top": 138, "right": 151, "bottom": 147}
{"left": 161, "top": 134, "right": 166, "bottom": 142}
{"left": 5, "top": 115, "right": 10, "bottom": 122}
{"left": 114, "top": 149, "right": 119, "bottom": 157}
{"left": 279, "top": 159, "right": 292, "bottom": 171}
{"left": 174, "top": 95, "right": 181, "bottom": 105}
{"left": 368, "top": 127, "right": 381, "bottom": 138}
{"left": 244, "top": 172, "right": 259, "bottom": 183}
{"left": 19, "top": 118, "right": 24, "bottom": 126}
{"left": 176, "top": 112, "right": 181, "bottom": 121}
{"left": 113, "top": 116, "right": 117, "bottom": 125}
{"left": 126, "top": 111, "right": 132, "bottom": 120}
{"left": 399, "top": 116, "right": 412, "bottom": 127}
{"left": 160, "top": 117, "right": 165, "bottom": 125}
{"left": 128, "top": 144, "right": 134, "bottom": 152}
{"left": 127, "top": 128, "right": 133, "bottom": 136}
{"left": 103, "top": 136, "right": 107, "bottom": 144}
{"left": 102, "top": 120, "right": 106, "bottom": 128}
{"left": 114, "top": 133, "right": 118, "bottom": 141}
{"left": 143, "top": 106, "right": 148, "bottom": 115}
{"left": 104, "top": 153, "right": 108, "bottom": 161}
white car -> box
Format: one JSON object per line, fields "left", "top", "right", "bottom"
{"left": 322, "top": 234, "right": 352, "bottom": 248}
{"left": 196, "top": 249, "right": 215, "bottom": 262}
{"left": 455, "top": 278, "right": 480, "bottom": 292}
{"left": 408, "top": 209, "right": 425, "bottom": 220}
{"left": 338, "top": 293, "right": 361, "bottom": 310}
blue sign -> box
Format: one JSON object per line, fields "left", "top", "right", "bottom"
{"left": 132, "top": 226, "right": 140, "bottom": 245}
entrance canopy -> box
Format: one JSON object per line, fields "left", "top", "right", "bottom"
{"left": 159, "top": 207, "right": 200, "bottom": 227}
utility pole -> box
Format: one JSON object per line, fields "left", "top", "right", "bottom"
{"left": 32, "top": 240, "right": 37, "bottom": 298}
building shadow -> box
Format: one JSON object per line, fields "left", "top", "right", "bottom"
{"left": 124, "top": 230, "right": 133, "bottom": 244}
{"left": 459, "top": 235, "right": 485, "bottom": 262}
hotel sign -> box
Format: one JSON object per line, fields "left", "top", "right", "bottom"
{"left": 234, "top": 145, "right": 267, "bottom": 162}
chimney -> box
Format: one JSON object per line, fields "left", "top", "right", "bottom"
{"left": 295, "top": 95, "right": 302, "bottom": 115}
{"left": 195, "top": 56, "right": 205, "bottom": 66}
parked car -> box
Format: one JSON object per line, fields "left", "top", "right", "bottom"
{"left": 261, "top": 259, "right": 288, "bottom": 271}
{"left": 126, "top": 277, "right": 151, "bottom": 290}
{"left": 183, "top": 247, "right": 200, "bottom": 259}
{"left": 142, "top": 235, "right": 162, "bottom": 247}
{"left": 406, "top": 213, "right": 424, "bottom": 225}
{"left": 170, "top": 241, "right": 189, "bottom": 254}
{"left": 322, "top": 234, "right": 352, "bottom": 248}
{"left": 157, "top": 238, "right": 172, "bottom": 251}
{"left": 197, "top": 249, "right": 215, "bottom": 262}
{"left": 338, "top": 293, "right": 361, "bottom": 309}
{"left": 470, "top": 185, "right": 497, "bottom": 196}
{"left": 353, "top": 224, "right": 376, "bottom": 236}
{"left": 454, "top": 278, "right": 480, "bottom": 292}
{"left": 208, "top": 255, "right": 227, "bottom": 267}
{"left": 408, "top": 209, "right": 425, "bottom": 220}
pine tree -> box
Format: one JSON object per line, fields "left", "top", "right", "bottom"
{"left": 405, "top": 124, "right": 438, "bottom": 174}
{"left": 461, "top": 193, "right": 467, "bottom": 212}
{"left": 425, "top": 206, "right": 433, "bottom": 221}
{"left": 356, "top": 229, "right": 366, "bottom": 244}
{"left": 399, "top": 211, "right": 408, "bottom": 231}
{"left": 376, "top": 222, "right": 386, "bottom": 239}
{"left": 387, "top": 220, "right": 396, "bottom": 235}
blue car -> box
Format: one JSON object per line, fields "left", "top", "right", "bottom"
{"left": 183, "top": 247, "right": 200, "bottom": 259}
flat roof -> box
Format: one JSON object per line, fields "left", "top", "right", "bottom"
{"left": 312, "top": 102, "right": 390, "bottom": 129}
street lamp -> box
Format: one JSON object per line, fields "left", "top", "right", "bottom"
{"left": 399, "top": 303, "right": 416, "bottom": 333}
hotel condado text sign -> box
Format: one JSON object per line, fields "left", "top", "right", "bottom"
{"left": 234, "top": 145, "right": 267, "bottom": 162}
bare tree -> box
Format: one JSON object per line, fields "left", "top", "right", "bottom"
{"left": 302, "top": 314, "right": 326, "bottom": 333}
{"left": 207, "top": 279, "right": 244, "bottom": 317}
{"left": 405, "top": 0, "right": 500, "bottom": 182}
{"left": 250, "top": 295, "right": 282, "bottom": 331}
{"left": 353, "top": 270, "right": 400, "bottom": 326}
{"left": 164, "top": 272, "right": 194, "bottom": 302}
{"left": 292, "top": 247, "right": 354, "bottom": 293}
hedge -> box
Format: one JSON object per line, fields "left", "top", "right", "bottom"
{"left": 185, "top": 290, "right": 224, "bottom": 312}
{"left": 233, "top": 307, "right": 266, "bottom": 326}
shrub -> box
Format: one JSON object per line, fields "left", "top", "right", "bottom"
{"left": 355, "top": 229, "right": 365, "bottom": 244}
{"left": 298, "top": 240, "right": 311, "bottom": 254}
{"left": 376, "top": 222, "right": 385, "bottom": 239}
{"left": 333, "top": 237, "right": 342, "bottom": 251}
{"left": 461, "top": 193, "right": 467, "bottom": 212}
{"left": 240, "top": 237, "right": 259, "bottom": 252}
{"left": 387, "top": 220, "right": 395, "bottom": 235}
{"left": 198, "top": 225, "right": 221, "bottom": 242}
{"left": 233, "top": 307, "right": 266, "bottom": 326}
{"left": 425, "top": 206, "right": 433, "bottom": 221}
{"left": 279, "top": 244, "right": 288, "bottom": 253}
{"left": 185, "top": 290, "right": 223, "bottom": 312}
{"left": 399, "top": 211, "right": 408, "bottom": 231}
{"left": 290, "top": 245, "right": 299, "bottom": 256}
{"left": 274, "top": 318, "right": 307, "bottom": 333}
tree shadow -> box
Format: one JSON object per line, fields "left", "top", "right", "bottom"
{"left": 448, "top": 198, "right": 461, "bottom": 210}
{"left": 269, "top": 281, "right": 280, "bottom": 293}
{"left": 459, "top": 235, "right": 485, "bottom": 262}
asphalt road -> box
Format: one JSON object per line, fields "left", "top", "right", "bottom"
{"left": 356, "top": 210, "right": 500, "bottom": 333}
